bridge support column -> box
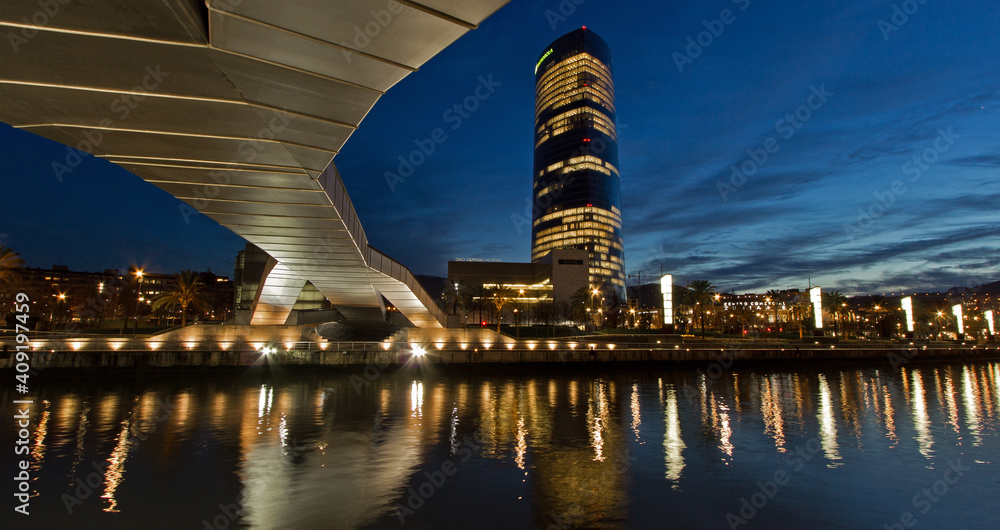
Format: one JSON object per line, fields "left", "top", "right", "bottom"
{"left": 250, "top": 262, "right": 307, "bottom": 326}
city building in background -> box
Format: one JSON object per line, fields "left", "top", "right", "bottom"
{"left": 531, "top": 27, "right": 625, "bottom": 296}
{"left": 7, "top": 265, "right": 233, "bottom": 329}
{"left": 447, "top": 249, "right": 589, "bottom": 327}
{"left": 124, "top": 266, "right": 234, "bottom": 324}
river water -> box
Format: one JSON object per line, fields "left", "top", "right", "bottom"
{"left": 2, "top": 360, "right": 999, "bottom": 529}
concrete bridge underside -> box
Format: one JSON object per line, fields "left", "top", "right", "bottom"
{"left": 0, "top": 0, "right": 509, "bottom": 327}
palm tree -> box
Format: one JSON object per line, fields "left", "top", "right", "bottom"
{"left": 823, "top": 291, "right": 848, "bottom": 336}
{"left": 0, "top": 246, "right": 25, "bottom": 287}
{"left": 152, "top": 270, "right": 208, "bottom": 327}
{"left": 790, "top": 295, "right": 813, "bottom": 339}
{"left": 441, "top": 278, "right": 467, "bottom": 316}
{"left": 765, "top": 289, "right": 785, "bottom": 334}
{"left": 685, "top": 280, "right": 716, "bottom": 337}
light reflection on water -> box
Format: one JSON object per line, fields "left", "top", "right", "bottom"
{"left": 911, "top": 369, "right": 934, "bottom": 459}
{"left": 661, "top": 380, "right": 685, "bottom": 485}
{"left": 2, "top": 361, "right": 1000, "bottom": 529}
{"left": 817, "top": 374, "right": 841, "bottom": 466}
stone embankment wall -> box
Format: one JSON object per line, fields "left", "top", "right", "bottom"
{"left": 4, "top": 346, "right": 997, "bottom": 376}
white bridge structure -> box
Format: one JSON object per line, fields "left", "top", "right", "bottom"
{"left": 0, "top": 0, "right": 509, "bottom": 328}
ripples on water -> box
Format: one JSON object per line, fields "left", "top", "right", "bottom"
{"left": 2, "top": 362, "right": 999, "bottom": 529}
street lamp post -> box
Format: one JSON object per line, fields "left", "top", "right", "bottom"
{"left": 627, "top": 271, "right": 643, "bottom": 328}
{"left": 56, "top": 293, "right": 66, "bottom": 326}
{"left": 516, "top": 289, "right": 524, "bottom": 337}
{"left": 591, "top": 287, "right": 600, "bottom": 331}
{"left": 713, "top": 294, "right": 720, "bottom": 333}
{"left": 134, "top": 269, "right": 144, "bottom": 335}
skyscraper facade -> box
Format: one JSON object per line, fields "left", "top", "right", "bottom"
{"left": 531, "top": 27, "right": 625, "bottom": 294}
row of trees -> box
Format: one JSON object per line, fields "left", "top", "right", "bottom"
{"left": 831, "top": 295, "right": 989, "bottom": 340}
{"left": 1, "top": 246, "right": 210, "bottom": 331}
{"left": 671, "top": 280, "right": 862, "bottom": 338}
{"left": 670, "top": 279, "right": 988, "bottom": 340}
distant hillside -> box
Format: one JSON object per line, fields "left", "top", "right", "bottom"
{"left": 415, "top": 275, "right": 447, "bottom": 297}
{"left": 947, "top": 280, "right": 1000, "bottom": 296}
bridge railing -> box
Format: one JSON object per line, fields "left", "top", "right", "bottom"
{"left": 321, "top": 162, "right": 445, "bottom": 327}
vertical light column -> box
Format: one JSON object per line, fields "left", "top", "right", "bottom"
{"left": 985, "top": 310, "right": 994, "bottom": 336}
{"left": 810, "top": 287, "right": 823, "bottom": 329}
{"left": 952, "top": 304, "right": 964, "bottom": 335}
{"left": 661, "top": 274, "right": 673, "bottom": 326}
{"left": 901, "top": 297, "right": 914, "bottom": 333}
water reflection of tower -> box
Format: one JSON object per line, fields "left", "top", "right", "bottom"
{"left": 466, "top": 376, "right": 627, "bottom": 527}
{"left": 524, "top": 378, "right": 629, "bottom": 528}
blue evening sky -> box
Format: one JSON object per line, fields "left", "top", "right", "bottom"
{"left": 2, "top": 0, "right": 998, "bottom": 294}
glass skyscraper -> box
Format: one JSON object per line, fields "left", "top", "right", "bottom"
{"left": 531, "top": 27, "right": 625, "bottom": 294}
